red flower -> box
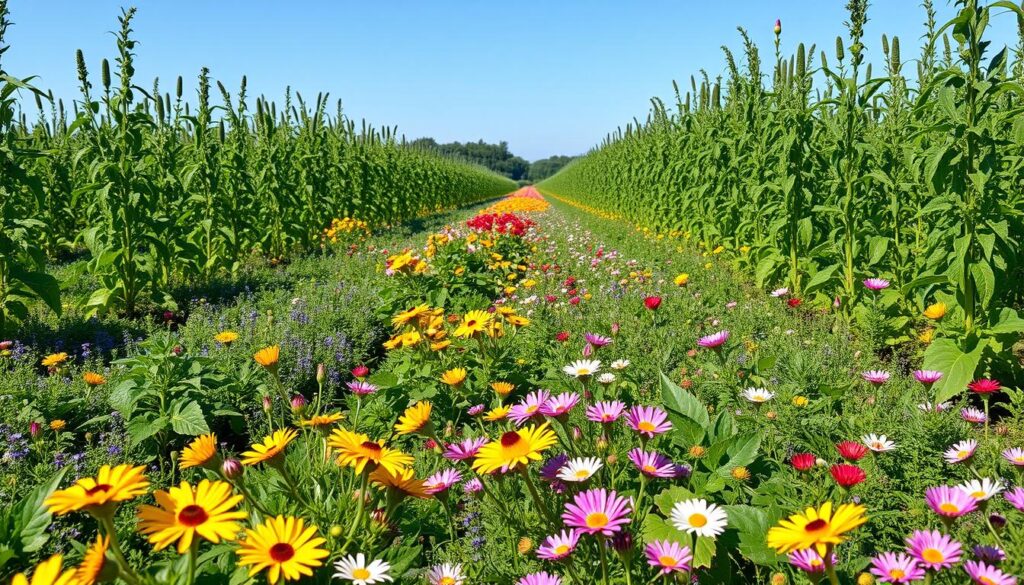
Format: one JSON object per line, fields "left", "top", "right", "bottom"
{"left": 555, "top": 331, "right": 570, "bottom": 342}
{"left": 423, "top": 438, "right": 438, "bottom": 450}
{"left": 545, "top": 295, "right": 558, "bottom": 303}
{"left": 787, "top": 298, "right": 802, "bottom": 308}
{"left": 830, "top": 464, "right": 866, "bottom": 488}
{"left": 352, "top": 364, "right": 370, "bottom": 378}
{"left": 836, "top": 441, "right": 868, "bottom": 461}
{"left": 564, "top": 276, "right": 576, "bottom": 287}
{"left": 790, "top": 453, "right": 816, "bottom": 471}
{"left": 569, "top": 297, "right": 581, "bottom": 306}
{"left": 968, "top": 379, "right": 1001, "bottom": 394}
{"left": 644, "top": 296, "right": 662, "bottom": 310}
{"left": 567, "top": 289, "right": 578, "bottom": 297}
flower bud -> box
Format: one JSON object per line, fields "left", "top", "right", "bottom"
{"left": 29, "top": 421, "right": 41, "bottom": 438}
{"left": 221, "top": 458, "right": 243, "bottom": 479}
{"left": 771, "top": 573, "right": 787, "bottom": 585}
{"left": 643, "top": 296, "right": 662, "bottom": 310}
{"left": 316, "top": 363, "right": 326, "bottom": 385}
{"left": 774, "top": 19, "right": 782, "bottom": 35}
{"left": 610, "top": 322, "right": 620, "bottom": 336}
{"left": 582, "top": 343, "right": 594, "bottom": 357}
{"left": 262, "top": 395, "right": 272, "bottom": 412}
{"left": 989, "top": 513, "right": 1006, "bottom": 532}
{"left": 596, "top": 435, "right": 609, "bottom": 452}
{"left": 290, "top": 395, "right": 307, "bottom": 414}
{"left": 571, "top": 426, "right": 582, "bottom": 441}
{"left": 329, "top": 525, "right": 343, "bottom": 538}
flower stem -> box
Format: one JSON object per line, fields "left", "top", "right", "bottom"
{"left": 598, "top": 537, "right": 610, "bottom": 585}
{"left": 98, "top": 516, "right": 142, "bottom": 585}
{"left": 521, "top": 468, "right": 557, "bottom": 526}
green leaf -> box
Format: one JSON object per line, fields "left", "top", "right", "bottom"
{"left": 8, "top": 267, "right": 62, "bottom": 315}
{"left": 715, "top": 432, "right": 763, "bottom": 477}
{"left": 693, "top": 535, "right": 716, "bottom": 569}
{"left": 660, "top": 372, "right": 709, "bottom": 445}
{"left": 16, "top": 468, "right": 66, "bottom": 553}
{"left": 803, "top": 263, "right": 840, "bottom": 296}
{"left": 128, "top": 416, "right": 168, "bottom": 447}
{"left": 170, "top": 400, "right": 210, "bottom": 436}
{"left": 653, "top": 485, "right": 695, "bottom": 516}
{"left": 923, "top": 339, "right": 986, "bottom": 404}
{"left": 990, "top": 309, "right": 1024, "bottom": 334}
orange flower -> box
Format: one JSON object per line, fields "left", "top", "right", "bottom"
{"left": 253, "top": 346, "right": 280, "bottom": 370}
{"left": 83, "top": 372, "right": 106, "bottom": 387}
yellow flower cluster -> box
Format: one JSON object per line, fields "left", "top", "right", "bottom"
{"left": 322, "top": 217, "right": 369, "bottom": 243}
{"left": 385, "top": 304, "right": 450, "bottom": 351}
{"left": 481, "top": 196, "right": 550, "bottom": 214}
{"left": 387, "top": 250, "right": 428, "bottom": 275}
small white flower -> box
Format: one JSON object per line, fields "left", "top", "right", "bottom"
{"left": 597, "top": 373, "right": 616, "bottom": 385}
{"left": 862, "top": 433, "right": 896, "bottom": 452}
{"left": 741, "top": 387, "right": 775, "bottom": 403}
{"left": 610, "top": 359, "right": 630, "bottom": 370}
{"left": 557, "top": 457, "right": 603, "bottom": 483}
{"left": 771, "top": 287, "right": 789, "bottom": 297}
{"left": 958, "top": 478, "right": 1004, "bottom": 501}
{"left": 425, "top": 563, "right": 465, "bottom": 585}
{"left": 334, "top": 553, "right": 393, "bottom": 584}
{"left": 563, "top": 359, "right": 601, "bottom": 378}
{"left": 670, "top": 498, "right": 728, "bottom": 538}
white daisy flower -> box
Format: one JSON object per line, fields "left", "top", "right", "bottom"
{"left": 334, "top": 554, "right": 393, "bottom": 584}
{"left": 610, "top": 359, "right": 630, "bottom": 370}
{"left": 670, "top": 498, "right": 728, "bottom": 538}
{"left": 425, "top": 563, "right": 465, "bottom": 585}
{"left": 597, "top": 373, "right": 616, "bottom": 385}
{"left": 862, "top": 433, "right": 896, "bottom": 452}
{"left": 770, "top": 287, "right": 789, "bottom": 297}
{"left": 557, "top": 457, "right": 604, "bottom": 483}
{"left": 563, "top": 359, "right": 601, "bottom": 378}
{"left": 958, "top": 478, "right": 1004, "bottom": 501}
{"left": 741, "top": 387, "right": 775, "bottom": 404}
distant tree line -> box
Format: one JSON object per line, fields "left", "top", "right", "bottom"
{"left": 409, "top": 138, "right": 576, "bottom": 183}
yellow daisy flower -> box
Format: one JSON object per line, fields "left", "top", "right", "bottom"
{"left": 137, "top": 480, "right": 246, "bottom": 553}
{"left": 82, "top": 372, "right": 106, "bottom": 386}
{"left": 11, "top": 555, "right": 78, "bottom": 585}
{"left": 241, "top": 429, "right": 297, "bottom": 466}
{"left": 214, "top": 331, "right": 239, "bottom": 346}
{"left": 253, "top": 346, "right": 280, "bottom": 369}
{"left": 42, "top": 353, "right": 69, "bottom": 368}
{"left": 328, "top": 428, "right": 413, "bottom": 475}
{"left": 453, "top": 310, "right": 492, "bottom": 338}
{"left": 45, "top": 464, "right": 149, "bottom": 517}
{"left": 483, "top": 405, "right": 511, "bottom": 421}
{"left": 472, "top": 423, "right": 558, "bottom": 474}
{"left": 766, "top": 502, "right": 867, "bottom": 556}
{"left": 71, "top": 535, "right": 109, "bottom": 585}
{"left": 391, "top": 304, "right": 430, "bottom": 328}
{"left": 440, "top": 368, "right": 467, "bottom": 387}
{"left": 369, "top": 466, "right": 430, "bottom": 499}
{"left": 299, "top": 412, "right": 345, "bottom": 429}
{"left": 179, "top": 434, "right": 219, "bottom": 470}
{"left": 236, "top": 516, "right": 329, "bottom": 583}
{"left": 923, "top": 302, "right": 947, "bottom": 320}
{"left": 394, "top": 402, "right": 432, "bottom": 435}
{"left": 490, "top": 381, "right": 514, "bottom": 397}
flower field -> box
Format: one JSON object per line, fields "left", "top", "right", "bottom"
{"left": 2, "top": 1, "right": 1024, "bottom": 585}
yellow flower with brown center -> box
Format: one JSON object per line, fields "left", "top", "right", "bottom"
{"left": 179, "top": 433, "right": 219, "bottom": 470}
{"left": 71, "top": 534, "right": 111, "bottom": 585}
{"left": 505, "top": 314, "right": 530, "bottom": 327}
{"left": 82, "top": 372, "right": 106, "bottom": 387}
{"left": 472, "top": 423, "right": 558, "bottom": 474}
{"left": 766, "top": 501, "right": 867, "bottom": 556}
{"left": 391, "top": 304, "right": 430, "bottom": 328}
{"left": 214, "top": 331, "right": 239, "bottom": 346}
{"left": 241, "top": 429, "right": 297, "bottom": 466}
{"left": 253, "top": 346, "right": 280, "bottom": 370}
{"left": 369, "top": 466, "right": 430, "bottom": 499}
{"left": 299, "top": 412, "right": 345, "bottom": 429}
{"left": 440, "top": 368, "right": 467, "bottom": 387}
{"left": 491, "top": 381, "right": 514, "bottom": 397}
{"left": 236, "top": 516, "right": 329, "bottom": 583}
{"left": 49, "top": 420, "right": 67, "bottom": 432}
{"left": 454, "top": 310, "right": 492, "bottom": 338}
{"left": 42, "top": 353, "right": 69, "bottom": 368}
{"left": 45, "top": 464, "right": 149, "bottom": 517}
{"left": 137, "top": 480, "right": 246, "bottom": 553}
{"left": 11, "top": 555, "right": 78, "bottom": 585}
{"left": 923, "top": 302, "right": 947, "bottom": 320}
{"left": 399, "top": 330, "right": 422, "bottom": 347}
{"left": 484, "top": 405, "right": 511, "bottom": 421}
{"left": 394, "top": 402, "right": 432, "bottom": 435}
{"left": 328, "top": 428, "right": 413, "bottom": 475}
{"left": 383, "top": 335, "right": 402, "bottom": 350}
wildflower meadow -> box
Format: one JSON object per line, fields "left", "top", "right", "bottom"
{"left": 1, "top": 1, "right": 1024, "bottom": 585}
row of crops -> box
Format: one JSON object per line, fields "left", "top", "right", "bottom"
{"left": 0, "top": 5, "right": 516, "bottom": 329}
{"left": 540, "top": 0, "right": 1024, "bottom": 391}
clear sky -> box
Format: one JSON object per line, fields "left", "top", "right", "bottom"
{"left": 3, "top": 1, "right": 1020, "bottom": 161}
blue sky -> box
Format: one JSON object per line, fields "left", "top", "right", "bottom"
{"left": 4, "top": 1, "right": 1020, "bottom": 160}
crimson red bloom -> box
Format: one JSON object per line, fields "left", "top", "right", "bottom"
{"left": 790, "top": 453, "right": 816, "bottom": 471}
{"left": 836, "top": 441, "right": 868, "bottom": 461}
{"left": 569, "top": 297, "right": 581, "bottom": 306}
{"left": 644, "top": 296, "right": 662, "bottom": 310}
{"left": 830, "top": 463, "right": 866, "bottom": 488}
{"left": 555, "top": 331, "right": 570, "bottom": 342}
{"left": 968, "top": 379, "right": 1002, "bottom": 394}
{"left": 787, "top": 298, "right": 802, "bottom": 308}
{"left": 465, "top": 212, "right": 535, "bottom": 236}
{"left": 352, "top": 364, "right": 369, "bottom": 378}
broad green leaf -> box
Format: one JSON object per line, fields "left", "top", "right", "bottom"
{"left": 170, "top": 401, "right": 210, "bottom": 436}
{"left": 923, "top": 339, "right": 986, "bottom": 404}
{"left": 17, "top": 469, "right": 66, "bottom": 553}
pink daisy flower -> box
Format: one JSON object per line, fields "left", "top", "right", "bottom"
{"left": 424, "top": 468, "right": 463, "bottom": 495}
{"left": 964, "top": 561, "right": 1017, "bottom": 585}
{"left": 697, "top": 330, "right": 729, "bottom": 350}
{"left": 443, "top": 437, "right": 488, "bottom": 461}
{"left": 463, "top": 478, "right": 483, "bottom": 494}
{"left": 536, "top": 529, "right": 580, "bottom": 561}
{"left": 906, "top": 530, "right": 962, "bottom": 570}
{"left": 625, "top": 405, "right": 672, "bottom": 438}
{"left": 944, "top": 439, "right": 978, "bottom": 464}
{"left": 870, "top": 552, "right": 925, "bottom": 583}
{"left": 863, "top": 278, "right": 890, "bottom": 290}
{"left": 509, "top": 390, "right": 551, "bottom": 427}
{"left": 517, "top": 572, "right": 562, "bottom": 585}
{"left": 540, "top": 392, "right": 581, "bottom": 418}
{"left": 961, "top": 407, "right": 987, "bottom": 424}
{"left": 1005, "top": 487, "right": 1024, "bottom": 512}
{"left": 584, "top": 333, "right": 613, "bottom": 348}
{"left": 1001, "top": 448, "right": 1024, "bottom": 466}
{"left": 562, "top": 488, "right": 632, "bottom": 536}
{"left": 644, "top": 540, "right": 692, "bottom": 574}
{"left": 347, "top": 380, "right": 378, "bottom": 395}
{"left": 586, "top": 401, "right": 626, "bottom": 424}
{"left": 467, "top": 404, "right": 485, "bottom": 416}
{"left": 913, "top": 370, "right": 943, "bottom": 385}
{"left": 628, "top": 448, "right": 685, "bottom": 478}
{"left": 925, "top": 485, "right": 979, "bottom": 518}
{"left": 861, "top": 370, "right": 891, "bottom": 385}
{"left": 788, "top": 549, "right": 836, "bottom": 573}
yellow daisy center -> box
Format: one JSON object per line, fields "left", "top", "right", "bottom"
{"left": 575, "top": 469, "right": 590, "bottom": 478}
{"left": 958, "top": 450, "right": 969, "bottom": 458}
{"left": 889, "top": 569, "right": 906, "bottom": 579}
{"left": 525, "top": 405, "right": 539, "bottom": 414}
{"left": 642, "top": 464, "right": 656, "bottom": 473}
{"left": 585, "top": 512, "right": 609, "bottom": 528}
{"left": 810, "top": 559, "right": 823, "bottom": 568}
{"left": 688, "top": 513, "right": 707, "bottom": 528}
{"left": 577, "top": 368, "right": 591, "bottom": 375}
{"left": 970, "top": 490, "right": 985, "bottom": 499}
{"left": 441, "top": 578, "right": 456, "bottom": 585}
{"left": 980, "top": 578, "right": 997, "bottom": 585}
{"left": 352, "top": 568, "right": 371, "bottom": 580}
{"left": 922, "top": 548, "right": 944, "bottom": 564}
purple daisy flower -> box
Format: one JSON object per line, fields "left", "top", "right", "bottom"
{"left": 625, "top": 405, "right": 672, "bottom": 438}
{"left": 443, "top": 437, "right": 488, "bottom": 461}
{"left": 539, "top": 392, "right": 580, "bottom": 418}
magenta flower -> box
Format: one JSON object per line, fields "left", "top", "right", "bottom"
{"left": 625, "top": 405, "right": 672, "bottom": 438}
{"left": 1002, "top": 448, "right": 1024, "bottom": 466}
{"left": 961, "top": 407, "right": 987, "bottom": 424}
{"left": 964, "top": 561, "right": 1016, "bottom": 585}
{"left": 697, "top": 330, "right": 729, "bottom": 350}
{"left": 562, "top": 488, "right": 632, "bottom": 536}
{"left": 584, "top": 333, "right": 613, "bottom": 348}
{"left": 1005, "top": 486, "right": 1024, "bottom": 512}
{"left": 536, "top": 529, "right": 580, "bottom": 561}
{"left": 906, "top": 530, "right": 962, "bottom": 570}
{"left": 443, "top": 437, "right": 488, "bottom": 461}
{"left": 788, "top": 549, "right": 836, "bottom": 573}
{"left": 517, "top": 572, "right": 562, "bottom": 585}
{"left": 628, "top": 448, "right": 684, "bottom": 478}
{"left": 861, "top": 370, "right": 891, "bottom": 385}
{"left": 347, "top": 380, "right": 378, "bottom": 395}
{"left": 644, "top": 540, "right": 692, "bottom": 574}
{"left": 509, "top": 390, "right": 551, "bottom": 427}
{"left": 870, "top": 552, "right": 925, "bottom": 583}
{"left": 913, "top": 370, "right": 943, "bottom": 385}
{"left": 540, "top": 392, "right": 581, "bottom": 418}
{"left": 424, "top": 468, "right": 463, "bottom": 495}
{"left": 925, "top": 485, "right": 979, "bottom": 518}
{"left": 467, "top": 404, "right": 485, "bottom": 416}
{"left": 863, "top": 278, "right": 890, "bottom": 290}
{"left": 586, "top": 401, "right": 626, "bottom": 424}
{"left": 462, "top": 477, "right": 483, "bottom": 494}
{"left": 944, "top": 440, "right": 978, "bottom": 465}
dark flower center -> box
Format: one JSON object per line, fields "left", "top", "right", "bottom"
{"left": 500, "top": 431, "right": 522, "bottom": 447}
{"left": 269, "top": 542, "right": 295, "bottom": 562}
{"left": 178, "top": 505, "right": 209, "bottom": 527}
{"left": 86, "top": 484, "right": 113, "bottom": 495}
{"left": 360, "top": 441, "right": 382, "bottom": 453}
{"left": 804, "top": 519, "right": 828, "bottom": 532}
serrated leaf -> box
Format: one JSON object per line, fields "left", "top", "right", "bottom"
{"left": 170, "top": 400, "right": 210, "bottom": 436}
{"left": 923, "top": 339, "right": 986, "bottom": 403}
